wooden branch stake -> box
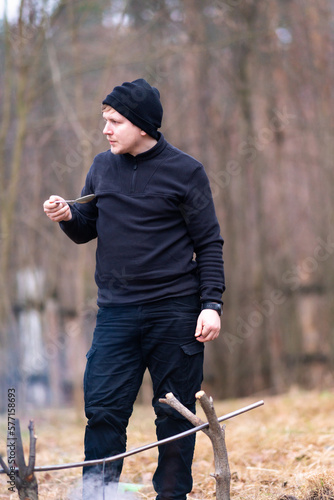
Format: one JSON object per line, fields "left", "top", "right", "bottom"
{"left": 159, "top": 391, "right": 231, "bottom": 500}
{"left": 0, "top": 419, "right": 38, "bottom": 499}
{"left": 196, "top": 391, "right": 231, "bottom": 499}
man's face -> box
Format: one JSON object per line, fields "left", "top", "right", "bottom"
{"left": 102, "top": 107, "right": 145, "bottom": 156}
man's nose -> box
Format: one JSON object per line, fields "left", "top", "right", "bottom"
{"left": 103, "top": 123, "right": 113, "bottom": 135}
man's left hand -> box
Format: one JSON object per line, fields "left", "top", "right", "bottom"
{"left": 195, "top": 309, "right": 221, "bottom": 343}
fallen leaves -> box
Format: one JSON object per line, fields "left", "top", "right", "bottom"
{"left": 0, "top": 389, "right": 333, "bottom": 499}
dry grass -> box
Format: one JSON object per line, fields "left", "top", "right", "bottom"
{"left": 0, "top": 388, "right": 333, "bottom": 499}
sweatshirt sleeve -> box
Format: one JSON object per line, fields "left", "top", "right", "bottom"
{"left": 180, "top": 165, "right": 225, "bottom": 304}
{"left": 59, "top": 170, "right": 98, "bottom": 244}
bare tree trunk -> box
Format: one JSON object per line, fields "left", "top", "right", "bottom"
{"left": 0, "top": 2, "right": 47, "bottom": 407}
{"left": 182, "top": 0, "right": 209, "bottom": 161}
{"left": 46, "top": 3, "right": 96, "bottom": 412}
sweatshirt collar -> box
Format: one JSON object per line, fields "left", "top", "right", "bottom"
{"left": 124, "top": 133, "right": 167, "bottom": 161}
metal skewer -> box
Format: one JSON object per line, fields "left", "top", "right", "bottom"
{"left": 0, "top": 400, "right": 264, "bottom": 473}
{"left": 52, "top": 194, "right": 96, "bottom": 204}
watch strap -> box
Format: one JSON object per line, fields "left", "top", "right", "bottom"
{"left": 201, "top": 301, "right": 222, "bottom": 316}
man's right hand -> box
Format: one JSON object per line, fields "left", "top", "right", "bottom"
{"left": 43, "top": 196, "right": 72, "bottom": 222}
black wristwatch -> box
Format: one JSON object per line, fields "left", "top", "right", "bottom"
{"left": 201, "top": 301, "right": 222, "bottom": 316}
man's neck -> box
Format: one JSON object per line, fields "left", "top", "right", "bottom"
{"left": 133, "top": 136, "right": 158, "bottom": 156}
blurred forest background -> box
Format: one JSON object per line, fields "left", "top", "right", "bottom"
{"left": 0, "top": 0, "right": 333, "bottom": 413}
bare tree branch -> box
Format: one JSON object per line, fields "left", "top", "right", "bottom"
{"left": 1, "top": 419, "right": 38, "bottom": 499}
{"left": 160, "top": 391, "right": 231, "bottom": 500}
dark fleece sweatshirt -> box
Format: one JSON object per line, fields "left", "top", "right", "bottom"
{"left": 60, "top": 134, "right": 225, "bottom": 306}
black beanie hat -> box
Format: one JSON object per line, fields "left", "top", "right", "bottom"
{"left": 102, "top": 78, "right": 163, "bottom": 139}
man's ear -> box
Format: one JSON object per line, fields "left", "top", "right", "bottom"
{"left": 140, "top": 130, "right": 147, "bottom": 136}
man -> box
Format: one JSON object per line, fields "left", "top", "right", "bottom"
{"left": 43, "top": 78, "right": 225, "bottom": 499}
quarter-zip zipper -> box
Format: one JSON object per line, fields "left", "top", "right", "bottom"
{"left": 131, "top": 161, "right": 138, "bottom": 192}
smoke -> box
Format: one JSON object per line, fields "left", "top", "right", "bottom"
{"left": 68, "top": 477, "right": 140, "bottom": 500}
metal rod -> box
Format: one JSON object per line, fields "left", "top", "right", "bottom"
{"left": 52, "top": 194, "right": 96, "bottom": 204}
{"left": 0, "top": 400, "right": 263, "bottom": 474}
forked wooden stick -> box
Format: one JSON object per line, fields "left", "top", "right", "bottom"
{"left": 0, "top": 419, "right": 38, "bottom": 499}
{"left": 159, "top": 391, "right": 231, "bottom": 500}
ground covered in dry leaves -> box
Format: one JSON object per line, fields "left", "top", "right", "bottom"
{"left": 0, "top": 389, "right": 333, "bottom": 499}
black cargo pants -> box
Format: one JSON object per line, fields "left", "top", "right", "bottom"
{"left": 83, "top": 294, "right": 204, "bottom": 500}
